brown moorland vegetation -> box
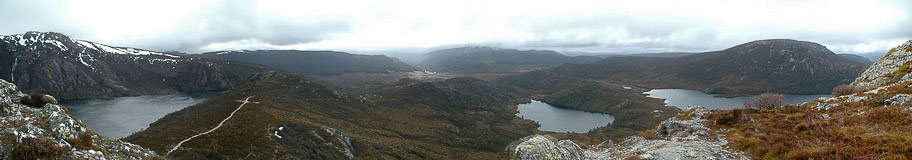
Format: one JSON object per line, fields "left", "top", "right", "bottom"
{"left": 706, "top": 97, "right": 912, "bottom": 159}
{"left": 832, "top": 84, "right": 861, "bottom": 97}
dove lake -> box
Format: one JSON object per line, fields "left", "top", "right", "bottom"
{"left": 62, "top": 93, "right": 217, "bottom": 139}
{"left": 515, "top": 100, "right": 615, "bottom": 133}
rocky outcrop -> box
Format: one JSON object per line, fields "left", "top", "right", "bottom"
{"left": 512, "top": 107, "right": 747, "bottom": 160}
{"left": 0, "top": 79, "right": 161, "bottom": 159}
{"left": 0, "top": 31, "right": 262, "bottom": 100}
{"left": 852, "top": 40, "right": 912, "bottom": 87}
{"left": 512, "top": 135, "right": 584, "bottom": 160}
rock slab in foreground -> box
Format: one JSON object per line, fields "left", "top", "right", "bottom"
{"left": 0, "top": 79, "right": 162, "bottom": 159}
{"left": 512, "top": 106, "right": 748, "bottom": 160}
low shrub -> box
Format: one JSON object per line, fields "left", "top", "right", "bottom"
{"left": 0, "top": 104, "right": 7, "bottom": 116}
{"left": 743, "top": 93, "right": 784, "bottom": 109}
{"left": 66, "top": 132, "right": 97, "bottom": 150}
{"left": 3, "top": 133, "right": 67, "bottom": 160}
{"left": 831, "top": 84, "right": 860, "bottom": 97}
{"left": 706, "top": 109, "right": 746, "bottom": 126}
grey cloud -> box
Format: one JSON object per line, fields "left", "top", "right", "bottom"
{"left": 0, "top": 0, "right": 88, "bottom": 37}
{"left": 133, "top": 0, "right": 352, "bottom": 52}
{"left": 1, "top": 0, "right": 909, "bottom": 54}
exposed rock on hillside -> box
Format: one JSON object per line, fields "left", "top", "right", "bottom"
{"left": 0, "top": 79, "right": 161, "bottom": 159}
{"left": 512, "top": 107, "right": 747, "bottom": 160}
{"left": 0, "top": 31, "right": 264, "bottom": 100}
{"left": 852, "top": 40, "right": 912, "bottom": 87}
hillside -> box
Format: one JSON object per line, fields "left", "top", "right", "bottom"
{"left": 512, "top": 40, "right": 912, "bottom": 159}
{"left": 124, "top": 72, "right": 538, "bottom": 159}
{"left": 422, "top": 47, "right": 601, "bottom": 73}
{"left": 0, "top": 32, "right": 265, "bottom": 100}
{"left": 554, "top": 39, "right": 868, "bottom": 95}
{"left": 194, "top": 50, "right": 416, "bottom": 75}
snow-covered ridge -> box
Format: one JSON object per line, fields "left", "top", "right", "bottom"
{"left": 1, "top": 31, "right": 179, "bottom": 58}
{"left": 215, "top": 50, "right": 252, "bottom": 55}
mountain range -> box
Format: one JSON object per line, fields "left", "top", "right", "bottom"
{"left": 0, "top": 32, "right": 423, "bottom": 100}
{"left": 0, "top": 32, "right": 264, "bottom": 100}
{"left": 194, "top": 50, "right": 416, "bottom": 75}
{"left": 421, "top": 47, "right": 601, "bottom": 73}
{"left": 551, "top": 39, "right": 868, "bottom": 95}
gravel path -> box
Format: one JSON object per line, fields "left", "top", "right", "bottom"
{"left": 166, "top": 96, "right": 259, "bottom": 156}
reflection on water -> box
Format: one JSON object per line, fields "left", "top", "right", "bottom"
{"left": 645, "top": 89, "right": 829, "bottom": 109}
{"left": 62, "top": 93, "right": 216, "bottom": 138}
{"left": 515, "top": 100, "right": 615, "bottom": 133}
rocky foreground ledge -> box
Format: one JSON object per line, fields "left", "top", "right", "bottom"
{"left": 511, "top": 106, "right": 748, "bottom": 160}
{"left": 0, "top": 79, "right": 161, "bottom": 159}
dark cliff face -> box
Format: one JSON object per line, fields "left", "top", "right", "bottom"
{"left": 0, "top": 32, "right": 263, "bottom": 100}
{"left": 422, "top": 47, "right": 601, "bottom": 73}
{"left": 193, "top": 50, "right": 417, "bottom": 75}
{"left": 554, "top": 39, "right": 867, "bottom": 95}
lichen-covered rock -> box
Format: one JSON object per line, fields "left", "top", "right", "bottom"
{"left": 886, "top": 94, "right": 912, "bottom": 105}
{"left": 588, "top": 135, "right": 745, "bottom": 160}
{"left": 852, "top": 40, "right": 912, "bottom": 87}
{"left": 656, "top": 107, "right": 710, "bottom": 140}
{"left": 512, "top": 106, "right": 747, "bottom": 160}
{"left": 512, "top": 135, "right": 584, "bottom": 160}
{"left": 0, "top": 79, "right": 162, "bottom": 159}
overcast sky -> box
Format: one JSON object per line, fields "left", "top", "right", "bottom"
{"left": 1, "top": 0, "right": 909, "bottom": 55}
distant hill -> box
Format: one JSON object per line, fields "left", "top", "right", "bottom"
{"left": 194, "top": 50, "right": 416, "bottom": 75}
{"left": 553, "top": 39, "right": 868, "bottom": 95}
{"left": 837, "top": 54, "right": 873, "bottom": 65}
{"left": 855, "top": 51, "right": 888, "bottom": 62}
{"left": 0, "top": 32, "right": 264, "bottom": 100}
{"left": 422, "top": 47, "right": 601, "bottom": 73}
{"left": 597, "top": 52, "right": 701, "bottom": 58}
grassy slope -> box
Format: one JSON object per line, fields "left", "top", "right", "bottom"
{"left": 125, "top": 72, "right": 537, "bottom": 159}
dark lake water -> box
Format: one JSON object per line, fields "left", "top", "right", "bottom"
{"left": 62, "top": 93, "right": 216, "bottom": 138}
{"left": 644, "top": 89, "right": 830, "bottom": 109}
{"left": 515, "top": 100, "right": 615, "bottom": 133}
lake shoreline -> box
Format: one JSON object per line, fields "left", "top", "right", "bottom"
{"left": 61, "top": 92, "right": 218, "bottom": 138}
{"left": 645, "top": 89, "right": 830, "bottom": 109}
{"left": 515, "top": 100, "right": 615, "bottom": 133}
